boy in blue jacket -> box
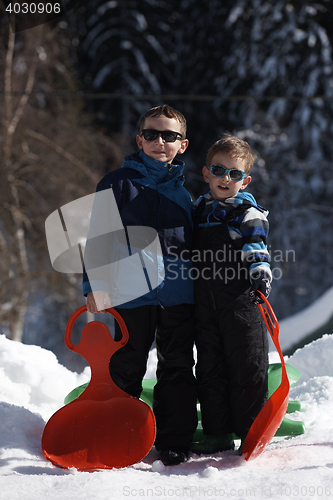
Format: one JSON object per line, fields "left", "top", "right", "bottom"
{"left": 83, "top": 105, "right": 197, "bottom": 466}
{"left": 191, "top": 134, "right": 272, "bottom": 455}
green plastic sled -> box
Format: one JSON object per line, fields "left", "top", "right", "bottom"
{"left": 64, "top": 362, "right": 305, "bottom": 439}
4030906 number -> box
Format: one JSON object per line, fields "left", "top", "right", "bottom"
{"left": 5, "top": 3, "right": 61, "bottom": 14}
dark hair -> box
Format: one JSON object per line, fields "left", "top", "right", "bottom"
{"left": 140, "top": 104, "right": 187, "bottom": 138}
{"left": 207, "top": 133, "right": 257, "bottom": 173}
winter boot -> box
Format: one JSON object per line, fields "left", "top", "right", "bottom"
{"left": 159, "top": 449, "right": 189, "bottom": 466}
{"left": 238, "top": 438, "right": 245, "bottom": 456}
{"left": 191, "top": 433, "right": 235, "bottom": 455}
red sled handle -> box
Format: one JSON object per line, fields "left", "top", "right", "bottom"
{"left": 257, "top": 292, "right": 288, "bottom": 380}
{"left": 64, "top": 305, "right": 129, "bottom": 353}
{"left": 257, "top": 292, "right": 279, "bottom": 348}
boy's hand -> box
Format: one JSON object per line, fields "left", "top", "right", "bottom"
{"left": 86, "top": 291, "right": 111, "bottom": 314}
{"left": 249, "top": 271, "right": 272, "bottom": 304}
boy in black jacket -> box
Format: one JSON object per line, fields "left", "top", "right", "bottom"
{"left": 191, "top": 134, "right": 272, "bottom": 455}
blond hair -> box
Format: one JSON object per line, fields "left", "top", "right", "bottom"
{"left": 140, "top": 104, "right": 187, "bottom": 138}
{"left": 207, "top": 133, "right": 257, "bottom": 174}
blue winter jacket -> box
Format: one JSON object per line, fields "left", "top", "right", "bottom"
{"left": 82, "top": 151, "right": 194, "bottom": 308}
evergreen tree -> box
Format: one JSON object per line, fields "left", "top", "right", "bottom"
{"left": 210, "top": 0, "right": 333, "bottom": 315}
{"left": 71, "top": 0, "right": 178, "bottom": 153}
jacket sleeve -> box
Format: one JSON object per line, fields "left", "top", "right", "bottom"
{"left": 82, "top": 175, "right": 127, "bottom": 296}
{"left": 82, "top": 180, "right": 111, "bottom": 296}
{"left": 238, "top": 207, "right": 272, "bottom": 283}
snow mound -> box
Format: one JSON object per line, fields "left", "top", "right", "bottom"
{"left": 0, "top": 334, "right": 90, "bottom": 420}
{"left": 288, "top": 334, "right": 333, "bottom": 383}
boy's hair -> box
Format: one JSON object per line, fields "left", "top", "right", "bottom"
{"left": 207, "top": 133, "right": 257, "bottom": 174}
{"left": 140, "top": 104, "right": 187, "bottom": 138}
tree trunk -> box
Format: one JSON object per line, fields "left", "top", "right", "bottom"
{"left": 8, "top": 291, "right": 29, "bottom": 342}
{"left": 3, "top": 27, "right": 39, "bottom": 341}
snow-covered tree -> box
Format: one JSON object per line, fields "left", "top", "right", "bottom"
{"left": 210, "top": 0, "right": 333, "bottom": 315}
{"left": 71, "top": 0, "right": 179, "bottom": 153}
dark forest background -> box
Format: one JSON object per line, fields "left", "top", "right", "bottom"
{"left": 1, "top": 0, "right": 333, "bottom": 370}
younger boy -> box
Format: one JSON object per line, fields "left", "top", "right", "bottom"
{"left": 191, "top": 134, "right": 272, "bottom": 454}
{"left": 83, "top": 105, "right": 198, "bottom": 466}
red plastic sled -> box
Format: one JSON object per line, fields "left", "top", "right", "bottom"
{"left": 42, "top": 306, "right": 156, "bottom": 471}
{"left": 242, "top": 293, "right": 290, "bottom": 461}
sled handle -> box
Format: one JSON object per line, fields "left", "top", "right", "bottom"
{"left": 65, "top": 305, "right": 129, "bottom": 351}
{"left": 257, "top": 292, "right": 289, "bottom": 385}
{"left": 257, "top": 292, "right": 278, "bottom": 333}
{"left": 257, "top": 292, "right": 279, "bottom": 349}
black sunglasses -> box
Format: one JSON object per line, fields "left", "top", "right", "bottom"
{"left": 208, "top": 164, "right": 247, "bottom": 182}
{"left": 141, "top": 129, "right": 184, "bottom": 143}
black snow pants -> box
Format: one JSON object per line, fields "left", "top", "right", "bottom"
{"left": 195, "top": 293, "right": 269, "bottom": 439}
{"left": 109, "top": 303, "right": 198, "bottom": 451}
{"left": 192, "top": 216, "right": 269, "bottom": 439}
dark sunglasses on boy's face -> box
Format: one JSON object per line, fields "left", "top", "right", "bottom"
{"left": 141, "top": 129, "right": 184, "bottom": 143}
{"left": 208, "top": 164, "right": 247, "bottom": 182}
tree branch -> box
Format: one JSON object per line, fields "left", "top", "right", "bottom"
{"left": 25, "top": 129, "right": 100, "bottom": 183}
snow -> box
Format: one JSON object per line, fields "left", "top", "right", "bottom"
{"left": 1, "top": 307, "right": 333, "bottom": 500}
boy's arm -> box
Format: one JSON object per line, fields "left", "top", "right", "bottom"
{"left": 83, "top": 173, "right": 124, "bottom": 308}
{"left": 239, "top": 207, "right": 272, "bottom": 304}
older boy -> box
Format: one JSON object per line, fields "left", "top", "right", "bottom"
{"left": 191, "top": 134, "right": 271, "bottom": 455}
{"left": 83, "top": 105, "right": 197, "bottom": 466}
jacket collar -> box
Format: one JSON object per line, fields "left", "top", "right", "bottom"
{"left": 123, "top": 151, "right": 185, "bottom": 185}
{"left": 196, "top": 191, "right": 268, "bottom": 215}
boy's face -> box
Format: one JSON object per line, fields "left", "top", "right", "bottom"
{"left": 202, "top": 152, "right": 251, "bottom": 201}
{"left": 136, "top": 116, "right": 188, "bottom": 164}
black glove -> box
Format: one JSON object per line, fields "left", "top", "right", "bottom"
{"left": 249, "top": 270, "right": 272, "bottom": 304}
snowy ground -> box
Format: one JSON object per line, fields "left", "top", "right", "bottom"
{"left": 1, "top": 314, "right": 333, "bottom": 499}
